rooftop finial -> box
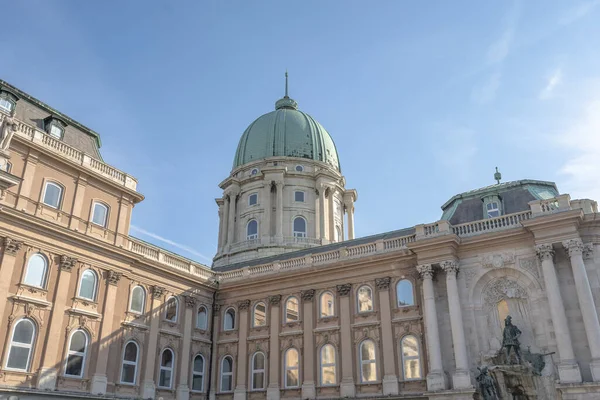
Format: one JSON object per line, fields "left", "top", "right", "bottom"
{"left": 275, "top": 70, "right": 298, "bottom": 110}
{"left": 494, "top": 167, "right": 502, "bottom": 184}
{"left": 285, "top": 70, "right": 289, "bottom": 98}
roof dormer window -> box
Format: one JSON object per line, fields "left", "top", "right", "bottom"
{"left": 44, "top": 116, "right": 66, "bottom": 139}
{"left": 486, "top": 202, "right": 500, "bottom": 218}
{"left": 0, "top": 91, "right": 17, "bottom": 114}
{"left": 483, "top": 195, "right": 502, "bottom": 219}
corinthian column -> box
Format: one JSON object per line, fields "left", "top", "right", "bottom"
{"left": 227, "top": 188, "right": 240, "bottom": 246}
{"left": 563, "top": 239, "right": 600, "bottom": 381}
{"left": 440, "top": 260, "right": 471, "bottom": 389}
{"left": 275, "top": 181, "right": 284, "bottom": 241}
{"left": 535, "top": 244, "right": 581, "bottom": 383}
{"left": 417, "top": 264, "right": 447, "bottom": 391}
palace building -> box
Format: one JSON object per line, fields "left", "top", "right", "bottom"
{"left": 0, "top": 77, "right": 599, "bottom": 400}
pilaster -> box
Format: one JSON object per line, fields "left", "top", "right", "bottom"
{"left": 0, "top": 237, "right": 23, "bottom": 328}
{"left": 337, "top": 283, "right": 355, "bottom": 397}
{"left": 177, "top": 296, "right": 196, "bottom": 400}
{"left": 68, "top": 175, "right": 87, "bottom": 230}
{"left": 275, "top": 181, "right": 284, "bottom": 240}
{"left": 234, "top": 299, "right": 250, "bottom": 400}
{"left": 16, "top": 150, "right": 39, "bottom": 210}
{"left": 375, "top": 277, "right": 399, "bottom": 395}
{"left": 267, "top": 295, "right": 281, "bottom": 400}
{"left": 141, "top": 285, "right": 165, "bottom": 399}
{"left": 209, "top": 304, "right": 221, "bottom": 400}
{"left": 301, "top": 289, "right": 316, "bottom": 399}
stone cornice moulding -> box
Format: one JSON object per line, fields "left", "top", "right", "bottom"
{"left": 9, "top": 295, "right": 52, "bottom": 308}
{"left": 191, "top": 336, "right": 213, "bottom": 344}
{"left": 66, "top": 307, "right": 102, "bottom": 319}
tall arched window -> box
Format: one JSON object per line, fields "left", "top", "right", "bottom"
{"left": 359, "top": 339, "right": 377, "bottom": 383}
{"left": 91, "top": 202, "right": 109, "bottom": 227}
{"left": 5, "top": 319, "right": 36, "bottom": 371}
{"left": 357, "top": 285, "right": 373, "bottom": 313}
{"left": 293, "top": 217, "right": 307, "bottom": 238}
{"left": 285, "top": 297, "right": 299, "bottom": 323}
{"left": 23, "top": 253, "right": 48, "bottom": 288}
{"left": 192, "top": 354, "right": 205, "bottom": 392}
{"left": 165, "top": 296, "right": 178, "bottom": 322}
{"left": 284, "top": 348, "right": 299, "bottom": 388}
{"left": 253, "top": 302, "right": 266, "bottom": 327}
{"left": 224, "top": 308, "right": 235, "bottom": 331}
{"left": 396, "top": 280, "right": 414, "bottom": 307}
{"left": 158, "top": 348, "right": 175, "bottom": 388}
{"left": 42, "top": 181, "right": 63, "bottom": 208}
{"left": 196, "top": 306, "right": 208, "bottom": 330}
{"left": 129, "top": 286, "right": 145, "bottom": 314}
{"left": 320, "top": 291, "right": 334, "bottom": 317}
{"left": 320, "top": 344, "right": 336, "bottom": 385}
{"left": 247, "top": 220, "right": 258, "bottom": 240}
{"left": 78, "top": 269, "right": 98, "bottom": 301}
{"left": 120, "top": 341, "right": 139, "bottom": 384}
{"left": 401, "top": 335, "right": 422, "bottom": 380}
{"left": 220, "top": 356, "right": 234, "bottom": 392}
{"left": 251, "top": 352, "right": 265, "bottom": 390}
{"left": 64, "top": 330, "right": 88, "bottom": 377}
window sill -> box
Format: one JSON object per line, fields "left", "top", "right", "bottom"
{"left": 74, "top": 296, "right": 98, "bottom": 305}
{"left": 356, "top": 381, "right": 381, "bottom": 386}
{"left": 18, "top": 283, "right": 48, "bottom": 295}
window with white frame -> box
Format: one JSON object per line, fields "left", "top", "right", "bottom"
{"left": 0, "top": 95, "right": 15, "bottom": 113}
{"left": 5, "top": 319, "right": 35, "bottom": 371}
{"left": 224, "top": 308, "right": 235, "bottom": 330}
{"left": 165, "top": 296, "right": 178, "bottom": 322}
{"left": 220, "top": 356, "right": 234, "bottom": 392}
{"left": 295, "top": 165, "right": 304, "bottom": 172}
{"left": 196, "top": 306, "right": 208, "bottom": 330}
{"left": 23, "top": 253, "right": 48, "bottom": 288}
{"left": 250, "top": 168, "right": 259, "bottom": 176}
{"left": 294, "top": 191, "right": 305, "bottom": 202}
{"left": 319, "top": 291, "right": 334, "bottom": 317}
{"left": 359, "top": 339, "right": 377, "bottom": 382}
{"left": 120, "top": 341, "right": 139, "bottom": 384}
{"left": 284, "top": 348, "right": 299, "bottom": 388}
{"left": 1, "top": 161, "right": 11, "bottom": 173}
{"left": 65, "top": 330, "right": 88, "bottom": 377}
{"left": 248, "top": 193, "right": 258, "bottom": 206}
{"left": 247, "top": 220, "right": 258, "bottom": 240}
{"left": 401, "top": 335, "right": 422, "bottom": 380}
{"left": 251, "top": 352, "right": 265, "bottom": 390}
{"left": 158, "top": 348, "right": 175, "bottom": 388}
{"left": 129, "top": 286, "right": 145, "bottom": 314}
{"left": 253, "top": 302, "right": 266, "bottom": 327}
{"left": 48, "top": 123, "right": 64, "bottom": 138}
{"left": 293, "top": 217, "right": 306, "bottom": 238}
{"left": 357, "top": 286, "right": 373, "bottom": 313}
{"left": 320, "top": 344, "right": 336, "bottom": 385}
{"left": 486, "top": 201, "right": 500, "bottom": 218}
{"left": 42, "top": 182, "right": 63, "bottom": 209}
{"left": 285, "top": 297, "right": 299, "bottom": 323}
{"left": 396, "top": 280, "right": 414, "bottom": 307}
{"left": 78, "top": 269, "right": 98, "bottom": 301}
{"left": 192, "top": 354, "right": 205, "bottom": 392}
{"left": 91, "top": 202, "right": 108, "bottom": 227}
{"left": 334, "top": 225, "right": 342, "bottom": 242}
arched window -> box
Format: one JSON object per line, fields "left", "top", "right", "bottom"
{"left": 357, "top": 286, "right": 373, "bottom": 313}
{"left": 396, "top": 280, "right": 414, "bottom": 307}
{"left": 0, "top": 94, "right": 15, "bottom": 113}
{"left": 320, "top": 291, "right": 334, "bottom": 317}
{"left": 253, "top": 302, "right": 266, "bottom": 327}
{"left": 224, "top": 308, "right": 235, "bottom": 331}
{"left": 247, "top": 220, "right": 258, "bottom": 240}
{"left": 5, "top": 319, "right": 36, "bottom": 371}
{"left": 401, "top": 335, "right": 422, "bottom": 380}
{"left": 220, "top": 356, "right": 234, "bottom": 392}
{"left": 165, "top": 296, "right": 178, "bottom": 322}
{"left": 42, "top": 181, "right": 63, "bottom": 208}
{"left": 196, "top": 306, "right": 208, "bottom": 330}
{"left": 284, "top": 348, "right": 299, "bottom": 388}
{"left": 120, "top": 341, "right": 139, "bottom": 384}
{"left": 64, "top": 330, "right": 88, "bottom": 377}
{"left": 251, "top": 352, "right": 265, "bottom": 390}
{"left": 285, "top": 297, "right": 299, "bottom": 323}
{"left": 293, "top": 217, "right": 307, "bottom": 238}
{"left": 192, "top": 354, "right": 205, "bottom": 392}
{"left": 158, "top": 348, "right": 175, "bottom": 388}
{"left": 359, "top": 339, "right": 377, "bottom": 382}
{"left": 78, "top": 269, "right": 98, "bottom": 301}
{"left": 23, "top": 253, "right": 48, "bottom": 288}
{"left": 334, "top": 225, "right": 342, "bottom": 242}
{"left": 129, "top": 286, "right": 145, "bottom": 314}
{"left": 91, "top": 202, "right": 109, "bottom": 227}
{"left": 320, "top": 344, "right": 336, "bottom": 386}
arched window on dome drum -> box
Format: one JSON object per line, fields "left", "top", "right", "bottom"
{"left": 224, "top": 308, "right": 235, "bottom": 331}
{"left": 320, "top": 344, "right": 336, "bottom": 386}
{"left": 285, "top": 297, "right": 299, "bottom": 323}
{"left": 220, "top": 356, "right": 234, "bottom": 392}
{"left": 120, "top": 341, "right": 139, "bottom": 384}
{"left": 320, "top": 291, "right": 334, "bottom": 317}
{"left": 396, "top": 280, "right": 414, "bottom": 307}
{"left": 192, "top": 354, "right": 205, "bottom": 392}
{"left": 359, "top": 339, "right": 377, "bottom": 383}
{"left": 6, "top": 319, "right": 36, "bottom": 371}
{"left": 247, "top": 220, "right": 258, "bottom": 240}
{"left": 253, "top": 302, "right": 266, "bottom": 327}
{"left": 293, "top": 217, "right": 306, "bottom": 238}
{"left": 158, "top": 348, "right": 175, "bottom": 388}
{"left": 401, "top": 335, "right": 422, "bottom": 380}
{"left": 64, "top": 330, "right": 88, "bottom": 377}
{"left": 129, "top": 286, "right": 145, "bottom": 314}
{"left": 357, "top": 286, "right": 373, "bottom": 313}
{"left": 23, "top": 253, "right": 48, "bottom": 288}
{"left": 284, "top": 348, "right": 300, "bottom": 388}
{"left": 251, "top": 352, "right": 266, "bottom": 390}
{"left": 197, "top": 306, "right": 208, "bottom": 330}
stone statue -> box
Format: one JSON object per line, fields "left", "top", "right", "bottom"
{"left": 523, "top": 346, "right": 554, "bottom": 376}
{"left": 502, "top": 315, "right": 522, "bottom": 364}
{"left": 0, "top": 110, "right": 18, "bottom": 151}
{"left": 476, "top": 366, "right": 499, "bottom": 400}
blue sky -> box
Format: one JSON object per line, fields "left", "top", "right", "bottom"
{"left": 2, "top": 1, "right": 599, "bottom": 264}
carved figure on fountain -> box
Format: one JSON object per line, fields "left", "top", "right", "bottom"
{"left": 476, "top": 366, "right": 499, "bottom": 400}
{"left": 502, "top": 315, "right": 522, "bottom": 364}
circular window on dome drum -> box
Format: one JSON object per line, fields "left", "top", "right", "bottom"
{"left": 295, "top": 165, "right": 304, "bottom": 172}
{"left": 251, "top": 168, "right": 259, "bottom": 176}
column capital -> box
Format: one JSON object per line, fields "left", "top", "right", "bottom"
{"left": 213, "top": 303, "right": 221, "bottom": 312}
{"left": 238, "top": 299, "right": 251, "bottom": 310}
{"left": 2, "top": 237, "right": 23, "bottom": 256}
{"left": 185, "top": 296, "right": 197, "bottom": 308}
{"left": 535, "top": 243, "right": 554, "bottom": 261}
{"left": 375, "top": 277, "right": 391, "bottom": 291}
{"left": 107, "top": 270, "right": 122, "bottom": 286}
{"left": 301, "top": 289, "right": 316, "bottom": 301}
{"left": 274, "top": 180, "right": 284, "bottom": 188}
{"left": 440, "top": 260, "right": 459, "bottom": 275}
{"left": 269, "top": 295, "right": 282, "bottom": 306}
{"left": 59, "top": 255, "right": 78, "bottom": 272}
{"left": 563, "top": 238, "right": 584, "bottom": 257}
{"left": 417, "top": 264, "right": 434, "bottom": 280}
{"left": 336, "top": 284, "right": 352, "bottom": 296}
{"left": 151, "top": 285, "right": 166, "bottom": 298}
{"left": 583, "top": 243, "right": 594, "bottom": 260}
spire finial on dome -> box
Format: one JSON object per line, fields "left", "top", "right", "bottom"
{"left": 285, "top": 70, "right": 289, "bottom": 98}
{"left": 494, "top": 167, "right": 502, "bottom": 184}
{"left": 275, "top": 70, "right": 298, "bottom": 110}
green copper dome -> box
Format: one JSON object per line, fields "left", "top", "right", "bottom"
{"left": 233, "top": 93, "right": 340, "bottom": 171}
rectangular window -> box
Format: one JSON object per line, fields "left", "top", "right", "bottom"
{"left": 43, "top": 183, "right": 62, "bottom": 208}
{"left": 49, "top": 124, "right": 63, "bottom": 138}
{"left": 486, "top": 202, "right": 500, "bottom": 218}
{"left": 0, "top": 97, "right": 14, "bottom": 113}
{"left": 248, "top": 193, "right": 258, "bottom": 206}
{"left": 294, "top": 191, "right": 305, "bottom": 202}
{"left": 92, "top": 203, "right": 108, "bottom": 227}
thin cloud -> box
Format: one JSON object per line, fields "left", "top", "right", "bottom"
{"left": 471, "top": 71, "right": 502, "bottom": 104}
{"left": 130, "top": 225, "right": 213, "bottom": 264}
{"left": 539, "top": 68, "right": 563, "bottom": 100}
{"left": 559, "top": 0, "right": 600, "bottom": 25}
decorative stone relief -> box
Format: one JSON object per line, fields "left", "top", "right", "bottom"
{"left": 535, "top": 244, "right": 554, "bottom": 262}
{"left": 3, "top": 237, "right": 23, "bottom": 255}
{"left": 583, "top": 243, "right": 594, "bottom": 260}
{"left": 315, "top": 329, "right": 340, "bottom": 349}
{"left": 375, "top": 277, "right": 391, "bottom": 290}
{"left": 483, "top": 277, "right": 528, "bottom": 307}
{"left": 563, "top": 238, "right": 584, "bottom": 257}
{"left": 441, "top": 260, "right": 459, "bottom": 275}
{"left": 107, "top": 270, "right": 122, "bottom": 285}
{"left": 66, "top": 313, "right": 98, "bottom": 338}
{"left": 481, "top": 253, "right": 515, "bottom": 269}
{"left": 218, "top": 343, "right": 238, "bottom": 357}
{"left": 416, "top": 264, "right": 433, "bottom": 280}
{"left": 353, "top": 324, "right": 381, "bottom": 344}
{"left": 152, "top": 286, "right": 165, "bottom": 298}
{"left": 185, "top": 296, "right": 197, "bottom": 308}
{"left": 336, "top": 284, "right": 351, "bottom": 296}
{"left": 462, "top": 268, "right": 477, "bottom": 288}
{"left": 59, "top": 255, "right": 78, "bottom": 272}
{"left": 280, "top": 335, "right": 303, "bottom": 351}
{"left": 518, "top": 257, "right": 539, "bottom": 278}
{"left": 213, "top": 303, "right": 221, "bottom": 312}
{"left": 238, "top": 299, "right": 251, "bottom": 310}
{"left": 269, "top": 295, "right": 282, "bottom": 305}
{"left": 301, "top": 289, "right": 315, "bottom": 301}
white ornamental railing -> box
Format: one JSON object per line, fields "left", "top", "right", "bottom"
{"left": 452, "top": 210, "right": 532, "bottom": 237}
